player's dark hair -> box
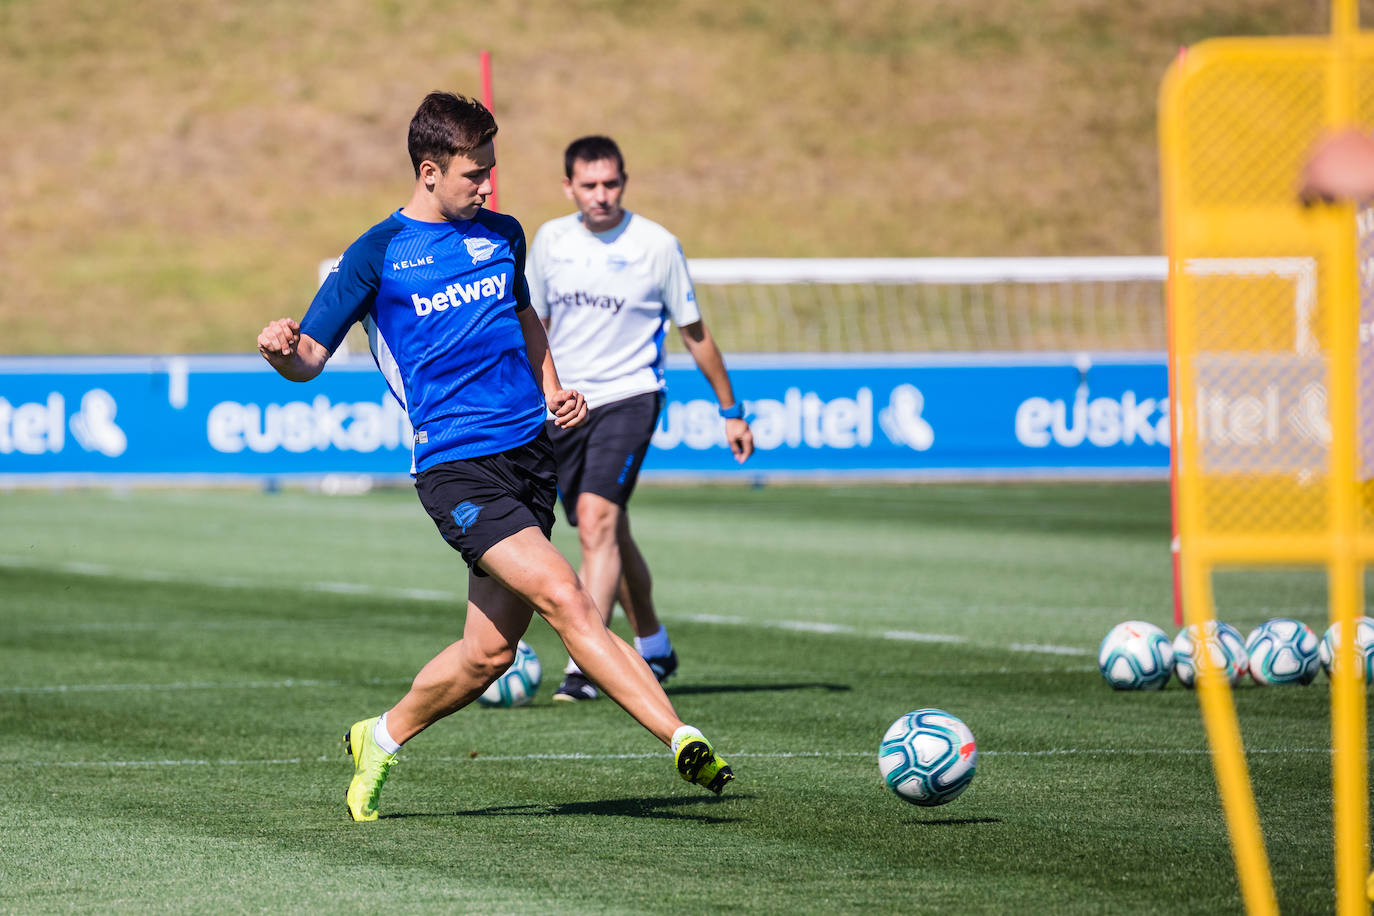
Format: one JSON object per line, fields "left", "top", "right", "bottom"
{"left": 564, "top": 135, "right": 625, "bottom": 179}
{"left": 408, "top": 92, "right": 498, "bottom": 177}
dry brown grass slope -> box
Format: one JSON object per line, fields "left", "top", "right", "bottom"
{"left": 0, "top": 0, "right": 1353, "bottom": 353}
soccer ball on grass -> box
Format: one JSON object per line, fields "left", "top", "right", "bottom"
{"left": 1318, "top": 617, "right": 1374, "bottom": 682}
{"left": 1172, "top": 621, "right": 1248, "bottom": 688}
{"left": 879, "top": 708, "right": 977, "bottom": 806}
{"left": 476, "top": 640, "right": 542, "bottom": 707}
{"left": 1097, "top": 620, "right": 1174, "bottom": 690}
{"left": 1244, "top": 617, "right": 1320, "bottom": 686}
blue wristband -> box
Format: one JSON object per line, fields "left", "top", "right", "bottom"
{"left": 719, "top": 403, "right": 745, "bottom": 419}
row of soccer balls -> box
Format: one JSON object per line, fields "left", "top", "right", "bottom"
{"left": 483, "top": 642, "right": 981, "bottom": 810}
{"left": 1098, "top": 616, "right": 1374, "bottom": 690}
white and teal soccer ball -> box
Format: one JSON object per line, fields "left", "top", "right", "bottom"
{"left": 879, "top": 708, "right": 977, "bottom": 806}
{"left": 1098, "top": 620, "right": 1175, "bottom": 690}
{"left": 1318, "top": 617, "right": 1374, "bottom": 682}
{"left": 1245, "top": 618, "right": 1320, "bottom": 686}
{"left": 1172, "top": 621, "right": 1248, "bottom": 688}
{"left": 477, "top": 640, "right": 541, "bottom": 707}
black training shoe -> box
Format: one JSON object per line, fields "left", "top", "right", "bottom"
{"left": 552, "top": 672, "right": 600, "bottom": 702}
{"left": 645, "top": 650, "right": 679, "bottom": 684}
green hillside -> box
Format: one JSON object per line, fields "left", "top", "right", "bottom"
{"left": 0, "top": 0, "right": 1353, "bottom": 354}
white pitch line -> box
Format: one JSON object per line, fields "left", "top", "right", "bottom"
{"left": 776, "top": 621, "right": 855, "bottom": 634}
{"left": 10, "top": 747, "right": 1339, "bottom": 769}
{"left": 0, "top": 554, "right": 1095, "bottom": 658}
{"left": 687, "top": 614, "right": 974, "bottom": 646}
{"left": 0, "top": 555, "right": 1331, "bottom": 622}
{"left": 679, "top": 613, "right": 750, "bottom": 625}
{"left": 0, "top": 677, "right": 412, "bottom": 695}
{"left": 27, "top": 757, "right": 337, "bottom": 768}
{"left": 0, "top": 555, "right": 462, "bottom": 605}
{"left": 883, "top": 630, "right": 968, "bottom": 644}
{"left": 0, "top": 664, "right": 1096, "bottom": 695}
{"left": 1008, "top": 643, "right": 1092, "bottom": 656}
{"left": 986, "top": 747, "right": 1335, "bottom": 757}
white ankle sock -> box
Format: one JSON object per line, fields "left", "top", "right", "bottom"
{"left": 671, "top": 725, "right": 704, "bottom": 753}
{"left": 563, "top": 660, "right": 583, "bottom": 676}
{"left": 634, "top": 625, "right": 671, "bottom": 659}
{"left": 373, "top": 713, "right": 402, "bottom": 754}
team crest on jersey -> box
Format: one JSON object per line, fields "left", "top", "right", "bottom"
{"left": 464, "top": 237, "right": 497, "bottom": 264}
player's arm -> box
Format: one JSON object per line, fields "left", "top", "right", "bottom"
{"left": 1301, "top": 129, "right": 1374, "bottom": 204}
{"left": 525, "top": 223, "right": 553, "bottom": 332}
{"left": 678, "top": 320, "right": 754, "bottom": 462}
{"left": 257, "top": 318, "right": 330, "bottom": 382}
{"left": 517, "top": 305, "right": 586, "bottom": 429}
{"left": 266, "top": 232, "right": 385, "bottom": 381}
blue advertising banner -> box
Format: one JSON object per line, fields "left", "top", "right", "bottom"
{"left": 0, "top": 353, "right": 1168, "bottom": 482}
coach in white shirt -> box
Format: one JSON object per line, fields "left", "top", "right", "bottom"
{"left": 527, "top": 135, "right": 754, "bottom": 702}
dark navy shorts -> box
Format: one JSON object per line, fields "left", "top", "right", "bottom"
{"left": 545, "top": 391, "right": 661, "bottom": 527}
{"left": 414, "top": 431, "right": 558, "bottom": 576}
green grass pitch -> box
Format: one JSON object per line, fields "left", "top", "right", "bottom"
{"left": 0, "top": 482, "right": 1351, "bottom": 913}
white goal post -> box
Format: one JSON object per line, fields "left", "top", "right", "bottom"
{"left": 321, "top": 256, "right": 1170, "bottom": 354}
{"left": 687, "top": 257, "right": 1168, "bottom": 353}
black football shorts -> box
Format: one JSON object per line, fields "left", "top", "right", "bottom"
{"left": 414, "top": 431, "right": 558, "bottom": 576}
{"left": 545, "top": 391, "right": 662, "bottom": 527}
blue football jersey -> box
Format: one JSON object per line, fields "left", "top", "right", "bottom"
{"left": 301, "top": 208, "right": 546, "bottom": 472}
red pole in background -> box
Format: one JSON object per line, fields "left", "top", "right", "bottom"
{"left": 1168, "top": 45, "right": 1187, "bottom": 627}
{"left": 480, "top": 50, "right": 499, "bottom": 212}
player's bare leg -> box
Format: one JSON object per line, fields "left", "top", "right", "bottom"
{"left": 481, "top": 527, "right": 731, "bottom": 793}
{"left": 614, "top": 510, "right": 678, "bottom": 682}
{"left": 560, "top": 492, "right": 676, "bottom": 693}
{"left": 556, "top": 492, "right": 639, "bottom": 699}
{"left": 615, "top": 510, "right": 661, "bottom": 638}
{"left": 572, "top": 491, "right": 623, "bottom": 628}
{"left": 345, "top": 575, "right": 534, "bottom": 821}
{"left": 383, "top": 575, "right": 534, "bottom": 744}
{"left": 480, "top": 526, "right": 679, "bottom": 743}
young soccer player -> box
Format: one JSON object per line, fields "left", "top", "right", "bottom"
{"left": 526, "top": 136, "right": 754, "bottom": 701}
{"left": 256, "top": 93, "right": 732, "bottom": 821}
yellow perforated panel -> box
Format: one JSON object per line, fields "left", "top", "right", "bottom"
{"left": 1161, "top": 32, "right": 1371, "bottom": 916}
{"left": 1165, "top": 38, "right": 1372, "bottom": 562}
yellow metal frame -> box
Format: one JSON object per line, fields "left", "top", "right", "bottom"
{"left": 1160, "top": 2, "right": 1370, "bottom": 912}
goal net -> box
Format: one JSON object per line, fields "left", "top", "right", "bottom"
{"left": 322, "top": 256, "right": 1169, "bottom": 356}
{"left": 686, "top": 256, "right": 1167, "bottom": 353}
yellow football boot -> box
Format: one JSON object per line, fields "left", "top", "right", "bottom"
{"left": 674, "top": 734, "right": 734, "bottom": 795}
{"left": 344, "top": 717, "right": 398, "bottom": 822}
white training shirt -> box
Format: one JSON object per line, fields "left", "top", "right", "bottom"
{"left": 527, "top": 211, "right": 701, "bottom": 409}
